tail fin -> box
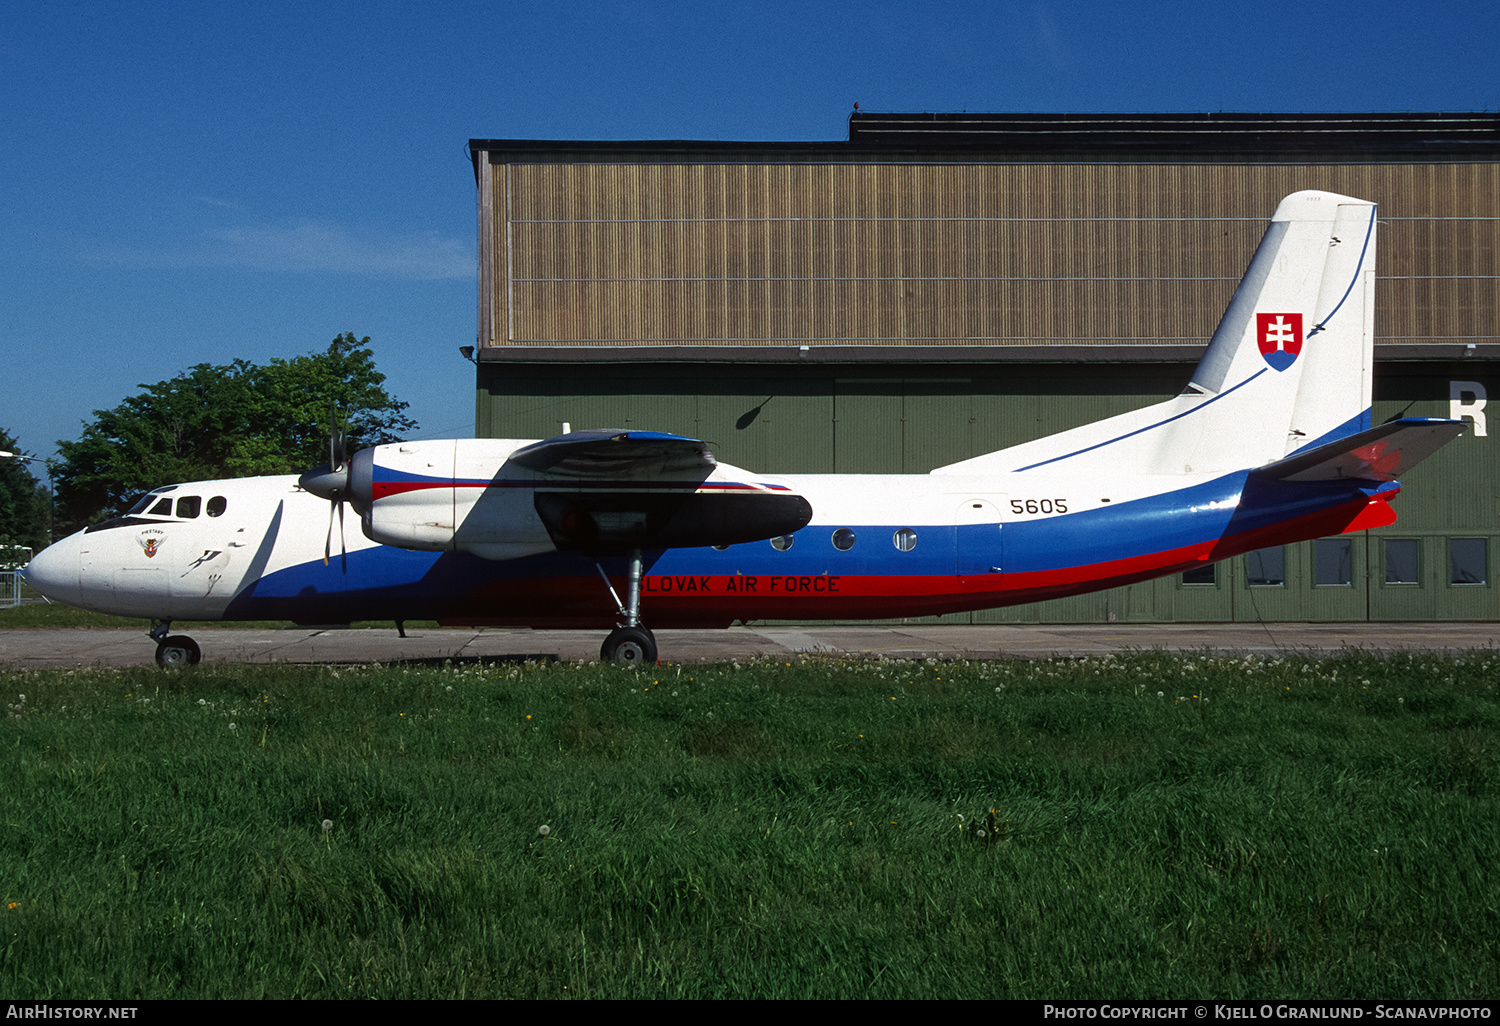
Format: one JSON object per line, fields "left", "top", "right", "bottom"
{"left": 935, "top": 190, "right": 1377, "bottom": 478}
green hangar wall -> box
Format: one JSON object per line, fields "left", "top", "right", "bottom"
{"left": 468, "top": 113, "right": 1500, "bottom": 624}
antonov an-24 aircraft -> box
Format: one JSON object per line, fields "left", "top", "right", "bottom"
{"left": 24, "top": 190, "right": 1467, "bottom": 667}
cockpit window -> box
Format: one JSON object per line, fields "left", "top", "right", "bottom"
{"left": 148, "top": 498, "right": 172, "bottom": 516}
{"left": 126, "top": 494, "right": 155, "bottom": 515}
{"left": 176, "top": 496, "right": 201, "bottom": 519}
{"left": 206, "top": 496, "right": 227, "bottom": 517}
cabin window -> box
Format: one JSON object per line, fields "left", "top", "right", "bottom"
{"left": 769, "top": 534, "right": 794, "bottom": 551}
{"left": 176, "top": 496, "right": 201, "bottom": 519}
{"left": 832, "top": 528, "right": 856, "bottom": 551}
{"left": 1449, "top": 538, "right": 1487, "bottom": 585}
{"left": 206, "top": 496, "right": 227, "bottom": 517}
{"left": 148, "top": 498, "right": 172, "bottom": 516}
{"left": 1314, "top": 538, "right": 1352, "bottom": 586}
{"left": 1246, "top": 546, "right": 1285, "bottom": 586}
{"left": 1384, "top": 539, "right": 1419, "bottom": 584}
{"left": 893, "top": 528, "right": 917, "bottom": 552}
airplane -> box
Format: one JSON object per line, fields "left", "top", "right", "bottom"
{"left": 22, "top": 189, "right": 1467, "bottom": 668}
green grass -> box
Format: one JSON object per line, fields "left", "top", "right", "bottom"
{"left": 1, "top": 651, "right": 1496, "bottom": 998}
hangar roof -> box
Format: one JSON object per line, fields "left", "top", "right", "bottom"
{"left": 470, "top": 111, "right": 1500, "bottom": 174}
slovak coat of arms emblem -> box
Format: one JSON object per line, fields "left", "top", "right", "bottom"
{"left": 1256, "top": 312, "right": 1304, "bottom": 371}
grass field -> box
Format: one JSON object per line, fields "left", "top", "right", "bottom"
{"left": 1, "top": 651, "right": 1496, "bottom": 999}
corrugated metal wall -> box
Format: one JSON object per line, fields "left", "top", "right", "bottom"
{"left": 476, "top": 360, "right": 1498, "bottom": 623}
{"left": 472, "top": 152, "right": 1498, "bottom": 623}
{"left": 484, "top": 161, "right": 1500, "bottom": 349}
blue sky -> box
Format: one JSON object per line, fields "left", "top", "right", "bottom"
{"left": 4, "top": 0, "right": 1498, "bottom": 477}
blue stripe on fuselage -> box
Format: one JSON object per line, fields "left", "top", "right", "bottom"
{"left": 226, "top": 472, "right": 1386, "bottom": 620}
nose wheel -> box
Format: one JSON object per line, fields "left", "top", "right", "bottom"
{"left": 149, "top": 620, "right": 202, "bottom": 668}
{"left": 595, "top": 548, "right": 658, "bottom": 664}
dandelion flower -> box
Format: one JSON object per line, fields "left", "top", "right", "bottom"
{"left": 538, "top": 825, "right": 551, "bottom": 837}
{"left": 321, "top": 820, "right": 332, "bottom": 831}
{"left": 228, "top": 723, "right": 237, "bottom": 731}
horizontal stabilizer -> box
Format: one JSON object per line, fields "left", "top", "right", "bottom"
{"left": 506, "top": 429, "right": 716, "bottom": 480}
{"left": 1253, "top": 418, "right": 1465, "bottom": 482}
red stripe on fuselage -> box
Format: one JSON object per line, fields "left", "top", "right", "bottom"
{"left": 436, "top": 494, "right": 1394, "bottom": 628}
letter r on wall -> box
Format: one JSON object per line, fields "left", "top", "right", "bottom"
{"left": 1450, "top": 380, "right": 1487, "bottom": 437}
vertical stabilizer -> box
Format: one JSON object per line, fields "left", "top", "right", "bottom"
{"left": 935, "top": 190, "right": 1377, "bottom": 478}
{"left": 1186, "top": 190, "right": 1377, "bottom": 465}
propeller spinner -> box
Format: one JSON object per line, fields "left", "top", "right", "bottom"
{"left": 297, "top": 419, "right": 372, "bottom": 568}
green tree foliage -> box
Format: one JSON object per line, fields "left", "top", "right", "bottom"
{"left": 54, "top": 334, "right": 418, "bottom": 531}
{"left": 0, "top": 428, "right": 51, "bottom": 559}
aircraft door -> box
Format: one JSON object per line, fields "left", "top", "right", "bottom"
{"left": 955, "top": 497, "right": 1004, "bottom": 583}
{"left": 170, "top": 494, "right": 247, "bottom": 617}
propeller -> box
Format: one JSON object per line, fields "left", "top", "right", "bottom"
{"left": 297, "top": 409, "right": 356, "bottom": 570}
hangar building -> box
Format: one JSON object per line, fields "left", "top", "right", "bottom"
{"left": 467, "top": 112, "right": 1499, "bottom": 624}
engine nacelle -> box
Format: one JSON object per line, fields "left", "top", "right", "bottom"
{"left": 339, "top": 434, "right": 813, "bottom": 561}
{"left": 357, "top": 439, "right": 558, "bottom": 558}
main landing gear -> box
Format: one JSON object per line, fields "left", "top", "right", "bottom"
{"left": 149, "top": 620, "right": 201, "bottom": 668}
{"left": 596, "top": 549, "right": 658, "bottom": 665}
{"left": 601, "top": 625, "right": 657, "bottom": 665}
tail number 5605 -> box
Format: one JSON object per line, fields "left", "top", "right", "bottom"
{"left": 1010, "top": 498, "right": 1068, "bottom": 515}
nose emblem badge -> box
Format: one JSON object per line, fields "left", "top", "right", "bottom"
{"left": 137, "top": 531, "right": 165, "bottom": 558}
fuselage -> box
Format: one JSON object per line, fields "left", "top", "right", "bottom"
{"left": 23, "top": 458, "right": 1395, "bottom": 629}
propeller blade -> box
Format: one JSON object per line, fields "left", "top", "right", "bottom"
{"left": 329, "top": 403, "right": 349, "bottom": 471}
{"left": 323, "top": 499, "right": 335, "bottom": 567}
{"left": 309, "top": 406, "right": 357, "bottom": 571}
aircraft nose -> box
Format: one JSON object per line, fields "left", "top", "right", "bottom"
{"left": 23, "top": 541, "right": 80, "bottom": 606}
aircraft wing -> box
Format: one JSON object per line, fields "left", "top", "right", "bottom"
{"left": 501, "top": 430, "right": 812, "bottom": 552}
{"left": 1255, "top": 418, "right": 1467, "bottom": 483}
{"left": 506, "top": 429, "right": 715, "bottom": 480}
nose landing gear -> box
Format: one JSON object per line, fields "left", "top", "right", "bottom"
{"left": 149, "top": 620, "right": 202, "bottom": 668}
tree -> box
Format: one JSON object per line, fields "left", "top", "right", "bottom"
{"left": 0, "top": 428, "right": 50, "bottom": 560}
{"left": 53, "top": 334, "right": 418, "bottom": 532}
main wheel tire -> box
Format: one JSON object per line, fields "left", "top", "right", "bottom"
{"left": 600, "top": 626, "right": 657, "bottom": 666}
{"left": 155, "top": 635, "right": 202, "bottom": 668}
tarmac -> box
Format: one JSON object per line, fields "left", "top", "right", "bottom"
{"left": 2, "top": 621, "right": 1500, "bottom": 669}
